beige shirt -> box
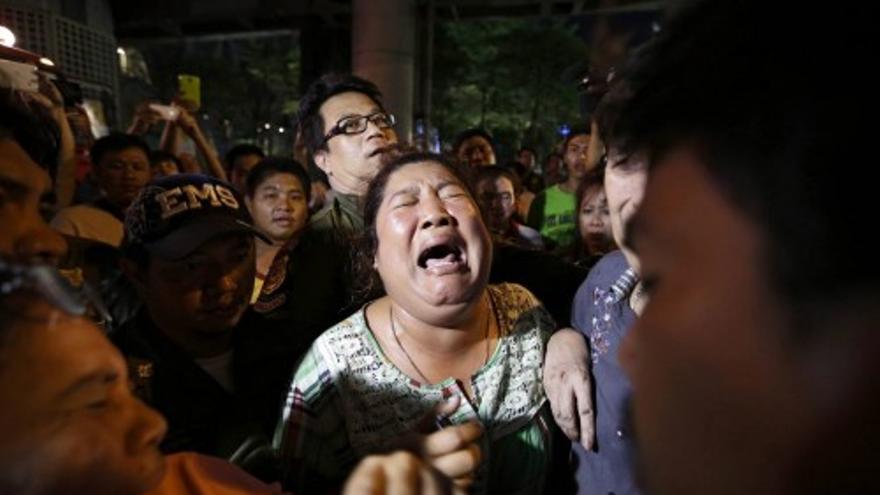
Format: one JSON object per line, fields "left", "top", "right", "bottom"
{"left": 51, "top": 204, "right": 124, "bottom": 247}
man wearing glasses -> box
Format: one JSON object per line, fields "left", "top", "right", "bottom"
{"left": 252, "top": 74, "right": 399, "bottom": 356}
{"left": 299, "top": 73, "right": 397, "bottom": 239}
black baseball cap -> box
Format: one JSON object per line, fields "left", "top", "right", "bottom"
{"left": 122, "top": 174, "right": 268, "bottom": 260}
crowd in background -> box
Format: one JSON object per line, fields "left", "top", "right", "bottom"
{"left": 1, "top": 1, "right": 877, "bottom": 494}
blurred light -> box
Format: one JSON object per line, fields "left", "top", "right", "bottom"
{"left": 558, "top": 124, "right": 571, "bottom": 137}
{"left": 278, "top": 127, "right": 285, "bottom": 134}
{"left": 652, "top": 22, "right": 661, "bottom": 33}
{"left": 0, "top": 26, "right": 16, "bottom": 47}
{"left": 263, "top": 123, "right": 271, "bottom": 130}
{"left": 116, "top": 47, "right": 125, "bottom": 55}
{"left": 38, "top": 57, "right": 55, "bottom": 67}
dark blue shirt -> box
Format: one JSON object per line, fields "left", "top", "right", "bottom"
{"left": 571, "top": 250, "right": 641, "bottom": 495}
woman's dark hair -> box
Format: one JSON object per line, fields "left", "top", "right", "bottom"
{"left": 244, "top": 157, "right": 312, "bottom": 203}
{"left": 352, "top": 151, "right": 477, "bottom": 301}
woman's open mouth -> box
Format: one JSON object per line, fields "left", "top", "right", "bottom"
{"left": 417, "top": 240, "right": 467, "bottom": 275}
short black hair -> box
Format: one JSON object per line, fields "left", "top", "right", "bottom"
{"left": 149, "top": 150, "right": 182, "bottom": 170}
{"left": 224, "top": 144, "right": 265, "bottom": 170}
{"left": 245, "top": 157, "right": 312, "bottom": 203}
{"left": 594, "top": 81, "right": 632, "bottom": 151}
{"left": 614, "top": 0, "right": 875, "bottom": 321}
{"left": 562, "top": 126, "right": 591, "bottom": 152}
{"left": 90, "top": 133, "right": 150, "bottom": 167}
{"left": 0, "top": 89, "right": 60, "bottom": 173}
{"left": 452, "top": 128, "right": 495, "bottom": 156}
{"left": 474, "top": 164, "right": 523, "bottom": 197}
{"left": 297, "top": 73, "right": 385, "bottom": 156}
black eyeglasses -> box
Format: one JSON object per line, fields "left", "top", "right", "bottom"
{"left": 320, "top": 111, "right": 396, "bottom": 147}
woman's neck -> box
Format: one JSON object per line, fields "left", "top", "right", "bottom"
{"left": 376, "top": 292, "right": 497, "bottom": 395}
{"left": 390, "top": 293, "right": 490, "bottom": 357}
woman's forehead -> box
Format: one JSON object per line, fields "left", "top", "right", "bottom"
{"left": 386, "top": 161, "right": 461, "bottom": 189}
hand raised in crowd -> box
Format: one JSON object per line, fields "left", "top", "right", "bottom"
{"left": 343, "top": 451, "right": 455, "bottom": 495}
{"left": 128, "top": 101, "right": 163, "bottom": 135}
{"left": 24, "top": 72, "right": 64, "bottom": 112}
{"left": 175, "top": 103, "right": 201, "bottom": 138}
{"left": 157, "top": 100, "right": 227, "bottom": 181}
{"left": 395, "top": 396, "right": 483, "bottom": 491}
{"left": 543, "top": 327, "right": 595, "bottom": 450}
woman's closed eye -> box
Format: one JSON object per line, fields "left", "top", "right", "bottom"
{"left": 439, "top": 185, "right": 468, "bottom": 200}
{"left": 392, "top": 195, "right": 418, "bottom": 209}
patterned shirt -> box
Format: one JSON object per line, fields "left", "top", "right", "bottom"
{"left": 273, "top": 283, "right": 555, "bottom": 494}
{"left": 570, "top": 251, "right": 642, "bottom": 495}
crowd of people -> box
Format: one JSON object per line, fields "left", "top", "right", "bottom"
{"left": 1, "top": 0, "right": 876, "bottom": 494}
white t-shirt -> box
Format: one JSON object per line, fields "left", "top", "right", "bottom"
{"left": 194, "top": 350, "right": 235, "bottom": 392}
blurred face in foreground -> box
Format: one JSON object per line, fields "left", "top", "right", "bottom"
{"left": 620, "top": 146, "right": 821, "bottom": 495}
{"left": 0, "top": 138, "right": 67, "bottom": 264}
{"left": 0, "top": 298, "right": 167, "bottom": 495}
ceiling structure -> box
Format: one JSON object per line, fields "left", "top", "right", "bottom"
{"left": 110, "top": 0, "right": 662, "bottom": 41}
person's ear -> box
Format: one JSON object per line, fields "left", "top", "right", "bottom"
{"left": 313, "top": 150, "right": 331, "bottom": 176}
{"left": 244, "top": 195, "right": 254, "bottom": 214}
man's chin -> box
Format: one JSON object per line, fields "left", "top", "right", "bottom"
{"left": 138, "top": 450, "right": 167, "bottom": 493}
{"left": 196, "top": 309, "right": 246, "bottom": 333}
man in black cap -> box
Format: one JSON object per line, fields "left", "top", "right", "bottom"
{"left": 115, "top": 174, "right": 295, "bottom": 475}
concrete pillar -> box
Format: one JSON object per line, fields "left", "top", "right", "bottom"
{"left": 352, "top": 0, "right": 416, "bottom": 142}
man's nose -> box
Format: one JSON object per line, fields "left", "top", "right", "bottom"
{"left": 16, "top": 220, "right": 68, "bottom": 265}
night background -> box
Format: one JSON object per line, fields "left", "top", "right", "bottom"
{"left": 1, "top": 0, "right": 661, "bottom": 163}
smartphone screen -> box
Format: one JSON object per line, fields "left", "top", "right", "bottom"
{"left": 177, "top": 74, "right": 201, "bottom": 111}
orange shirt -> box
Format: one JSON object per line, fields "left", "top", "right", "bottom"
{"left": 146, "top": 453, "right": 288, "bottom": 495}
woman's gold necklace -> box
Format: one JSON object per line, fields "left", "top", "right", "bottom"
{"left": 389, "top": 296, "right": 493, "bottom": 385}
